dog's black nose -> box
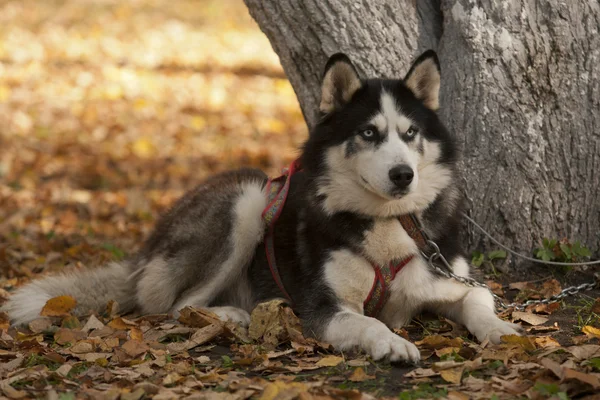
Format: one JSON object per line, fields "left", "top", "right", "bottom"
{"left": 388, "top": 165, "right": 414, "bottom": 189}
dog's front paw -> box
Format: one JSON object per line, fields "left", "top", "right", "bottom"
{"left": 475, "top": 319, "right": 523, "bottom": 344}
{"left": 362, "top": 326, "right": 420, "bottom": 363}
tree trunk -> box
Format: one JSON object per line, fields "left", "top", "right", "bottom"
{"left": 245, "top": 0, "right": 600, "bottom": 257}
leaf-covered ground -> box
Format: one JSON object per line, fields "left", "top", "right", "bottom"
{"left": 1, "top": 1, "right": 600, "bottom": 399}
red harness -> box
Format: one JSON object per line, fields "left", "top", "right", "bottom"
{"left": 261, "top": 160, "right": 427, "bottom": 318}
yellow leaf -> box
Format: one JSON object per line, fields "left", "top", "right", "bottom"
{"left": 534, "top": 336, "right": 561, "bottom": 348}
{"left": 132, "top": 137, "right": 156, "bottom": 158}
{"left": 500, "top": 334, "right": 536, "bottom": 351}
{"left": 348, "top": 367, "right": 375, "bottom": 382}
{"left": 582, "top": 325, "right": 600, "bottom": 339}
{"left": 259, "top": 381, "right": 307, "bottom": 400}
{"left": 0, "top": 85, "right": 11, "bottom": 102}
{"left": 40, "top": 295, "right": 77, "bottom": 317}
{"left": 315, "top": 355, "right": 344, "bottom": 367}
{"left": 190, "top": 116, "right": 207, "bottom": 130}
{"left": 415, "top": 335, "right": 463, "bottom": 349}
{"left": 129, "top": 327, "right": 144, "bottom": 341}
{"left": 107, "top": 317, "right": 137, "bottom": 330}
{"left": 440, "top": 367, "right": 464, "bottom": 384}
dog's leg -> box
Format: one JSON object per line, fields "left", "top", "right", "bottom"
{"left": 429, "top": 257, "right": 522, "bottom": 344}
{"left": 163, "top": 182, "right": 266, "bottom": 317}
{"left": 322, "top": 308, "right": 420, "bottom": 363}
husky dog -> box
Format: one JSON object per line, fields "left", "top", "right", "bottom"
{"left": 4, "top": 51, "right": 521, "bottom": 362}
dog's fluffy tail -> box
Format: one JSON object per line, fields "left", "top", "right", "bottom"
{"left": 3, "top": 262, "right": 136, "bottom": 326}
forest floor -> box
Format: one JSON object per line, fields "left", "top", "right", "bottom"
{"left": 1, "top": 0, "right": 599, "bottom": 399}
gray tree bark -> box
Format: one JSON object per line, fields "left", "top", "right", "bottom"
{"left": 245, "top": 0, "right": 600, "bottom": 257}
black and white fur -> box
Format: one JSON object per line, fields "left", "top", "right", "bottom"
{"left": 3, "top": 51, "right": 521, "bottom": 362}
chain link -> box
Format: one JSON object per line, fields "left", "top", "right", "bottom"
{"left": 422, "top": 240, "right": 600, "bottom": 311}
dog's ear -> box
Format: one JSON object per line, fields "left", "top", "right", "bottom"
{"left": 320, "top": 53, "right": 362, "bottom": 114}
{"left": 404, "top": 50, "right": 441, "bottom": 110}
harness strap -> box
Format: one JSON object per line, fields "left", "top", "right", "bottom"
{"left": 363, "top": 255, "right": 414, "bottom": 318}
{"left": 262, "top": 160, "right": 301, "bottom": 304}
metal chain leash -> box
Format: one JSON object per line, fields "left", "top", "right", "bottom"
{"left": 422, "top": 240, "right": 600, "bottom": 311}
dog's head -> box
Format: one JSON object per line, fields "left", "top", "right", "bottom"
{"left": 302, "top": 51, "right": 457, "bottom": 217}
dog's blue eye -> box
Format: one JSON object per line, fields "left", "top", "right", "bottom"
{"left": 405, "top": 126, "right": 418, "bottom": 138}
{"left": 359, "top": 129, "right": 376, "bottom": 140}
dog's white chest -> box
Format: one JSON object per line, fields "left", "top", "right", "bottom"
{"left": 361, "top": 218, "right": 419, "bottom": 265}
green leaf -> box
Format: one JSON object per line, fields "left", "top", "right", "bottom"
{"left": 572, "top": 241, "right": 592, "bottom": 258}
{"left": 487, "top": 250, "right": 507, "bottom": 261}
{"left": 587, "top": 357, "right": 600, "bottom": 371}
{"left": 559, "top": 243, "right": 572, "bottom": 260}
{"left": 471, "top": 251, "right": 485, "bottom": 267}
{"left": 221, "top": 355, "right": 233, "bottom": 368}
{"left": 535, "top": 248, "right": 555, "bottom": 262}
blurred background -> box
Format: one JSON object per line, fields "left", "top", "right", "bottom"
{"left": 0, "top": 0, "right": 307, "bottom": 287}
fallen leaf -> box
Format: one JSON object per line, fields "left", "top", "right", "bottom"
{"left": 415, "top": 335, "right": 463, "bottom": 349}
{"left": 592, "top": 298, "right": 600, "bottom": 314}
{"left": 566, "top": 345, "right": 600, "bottom": 360}
{"left": 122, "top": 340, "right": 150, "bottom": 358}
{"left": 534, "top": 336, "right": 560, "bottom": 348}
{"left": 259, "top": 381, "right": 308, "bottom": 400}
{"left": 40, "top": 295, "right": 76, "bottom": 317}
{"left": 0, "top": 312, "right": 10, "bottom": 331}
{"left": 562, "top": 367, "right": 600, "bottom": 389}
{"left": 348, "top": 367, "right": 375, "bottom": 382}
{"left": 315, "top": 355, "right": 344, "bottom": 367}
{"left": 583, "top": 325, "right": 600, "bottom": 339}
{"left": 541, "top": 279, "right": 562, "bottom": 298}
{"left": 500, "top": 335, "right": 536, "bottom": 351}
{"left": 512, "top": 311, "right": 548, "bottom": 326}
{"left": 28, "top": 318, "right": 53, "bottom": 333}
{"left": 70, "top": 341, "right": 94, "bottom": 353}
{"left": 107, "top": 317, "right": 138, "bottom": 330}
{"left": 440, "top": 367, "right": 464, "bottom": 384}
{"left": 82, "top": 315, "right": 105, "bottom": 332}
{"left": 486, "top": 280, "right": 504, "bottom": 296}
{"left": 533, "top": 302, "right": 560, "bottom": 314}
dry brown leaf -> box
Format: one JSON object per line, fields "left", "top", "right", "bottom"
{"left": 184, "top": 324, "right": 225, "bottom": 350}
{"left": 82, "top": 315, "right": 105, "bottom": 332}
{"left": 533, "top": 302, "right": 560, "bottom": 314}
{"left": 541, "top": 279, "right": 562, "bottom": 298}
{"left": 54, "top": 328, "right": 86, "bottom": 345}
{"left": 108, "top": 317, "right": 138, "bottom": 330}
{"left": 415, "top": 335, "right": 463, "bottom": 350}
{"left": 40, "top": 295, "right": 77, "bottom": 317}
{"left": 122, "top": 340, "right": 150, "bottom": 357}
{"left": 178, "top": 307, "right": 220, "bottom": 328}
{"left": 562, "top": 368, "right": 600, "bottom": 389}
{"left": 512, "top": 311, "right": 548, "bottom": 326}
{"left": 592, "top": 298, "right": 600, "bottom": 314}
{"left": 70, "top": 340, "right": 94, "bottom": 353}
{"left": 0, "top": 312, "right": 10, "bottom": 331}
{"left": 509, "top": 282, "right": 536, "bottom": 291}
{"left": 315, "top": 355, "right": 344, "bottom": 367}
{"left": 534, "top": 336, "right": 561, "bottom": 348}
{"left": 348, "top": 367, "right": 375, "bottom": 382}
{"left": 440, "top": 367, "right": 464, "bottom": 384}
{"left": 404, "top": 368, "right": 438, "bottom": 378}
{"left": 486, "top": 280, "right": 504, "bottom": 296}
{"left": 447, "top": 391, "right": 470, "bottom": 400}
{"left": 566, "top": 344, "right": 600, "bottom": 360}
{"left": 28, "top": 318, "right": 53, "bottom": 333}
{"left": 248, "top": 300, "right": 290, "bottom": 347}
